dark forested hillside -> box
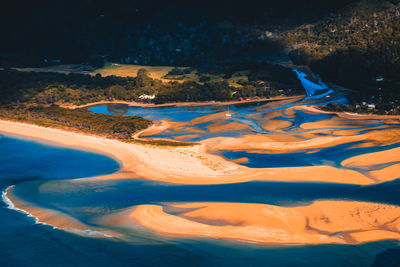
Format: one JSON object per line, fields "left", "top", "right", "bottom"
{"left": 0, "top": 0, "right": 357, "bottom": 67}
{"left": 279, "top": 0, "right": 400, "bottom": 99}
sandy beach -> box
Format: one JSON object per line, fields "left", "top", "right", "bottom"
{"left": 0, "top": 120, "right": 381, "bottom": 185}
{"left": 108, "top": 200, "right": 400, "bottom": 245}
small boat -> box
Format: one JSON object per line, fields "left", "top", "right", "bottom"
{"left": 225, "top": 106, "right": 232, "bottom": 117}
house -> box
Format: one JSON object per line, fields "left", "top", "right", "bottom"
{"left": 137, "top": 94, "right": 156, "bottom": 103}
{"left": 138, "top": 94, "right": 155, "bottom": 100}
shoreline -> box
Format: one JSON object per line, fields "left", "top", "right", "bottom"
{"left": 2, "top": 186, "right": 119, "bottom": 238}
{"left": 0, "top": 119, "right": 384, "bottom": 185}
{"left": 301, "top": 105, "right": 400, "bottom": 120}
{"left": 61, "top": 95, "right": 304, "bottom": 110}
{"left": 0, "top": 119, "right": 242, "bottom": 184}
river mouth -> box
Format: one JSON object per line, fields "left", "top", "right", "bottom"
{"left": 2, "top": 70, "right": 400, "bottom": 265}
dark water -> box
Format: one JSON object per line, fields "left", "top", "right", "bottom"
{"left": 1, "top": 135, "right": 400, "bottom": 266}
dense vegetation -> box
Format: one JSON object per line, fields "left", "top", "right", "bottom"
{"left": 0, "top": 64, "right": 302, "bottom": 106}
{"left": 279, "top": 0, "right": 400, "bottom": 101}
{"left": 132, "top": 138, "right": 196, "bottom": 147}
{"left": 0, "top": 105, "right": 152, "bottom": 139}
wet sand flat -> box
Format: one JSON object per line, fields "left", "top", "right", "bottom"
{"left": 126, "top": 201, "right": 400, "bottom": 245}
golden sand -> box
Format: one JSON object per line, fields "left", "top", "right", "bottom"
{"left": 205, "top": 121, "right": 252, "bottom": 134}
{"left": 300, "top": 116, "right": 377, "bottom": 130}
{"left": 0, "top": 120, "right": 380, "bottom": 185}
{"left": 342, "top": 146, "right": 400, "bottom": 167}
{"left": 260, "top": 119, "right": 292, "bottom": 133}
{"left": 232, "top": 157, "right": 250, "bottom": 164}
{"left": 203, "top": 128, "right": 400, "bottom": 155}
{"left": 369, "top": 164, "right": 400, "bottom": 182}
{"left": 126, "top": 201, "right": 400, "bottom": 245}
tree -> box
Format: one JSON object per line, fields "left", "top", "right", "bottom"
{"left": 107, "top": 85, "right": 127, "bottom": 99}
{"left": 136, "top": 68, "right": 152, "bottom": 88}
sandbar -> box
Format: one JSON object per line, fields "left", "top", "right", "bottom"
{"left": 124, "top": 201, "right": 400, "bottom": 245}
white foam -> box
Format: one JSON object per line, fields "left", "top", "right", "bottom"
{"left": 70, "top": 229, "right": 113, "bottom": 238}
{"left": 1, "top": 185, "right": 111, "bottom": 238}
{"left": 1, "top": 185, "right": 57, "bottom": 229}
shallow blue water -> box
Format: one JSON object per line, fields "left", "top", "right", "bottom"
{"left": 90, "top": 104, "right": 223, "bottom": 121}
{"left": 217, "top": 141, "right": 400, "bottom": 170}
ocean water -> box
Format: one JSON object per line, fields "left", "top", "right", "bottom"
{"left": 0, "top": 135, "right": 120, "bottom": 182}
{"left": 1, "top": 135, "right": 400, "bottom": 266}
